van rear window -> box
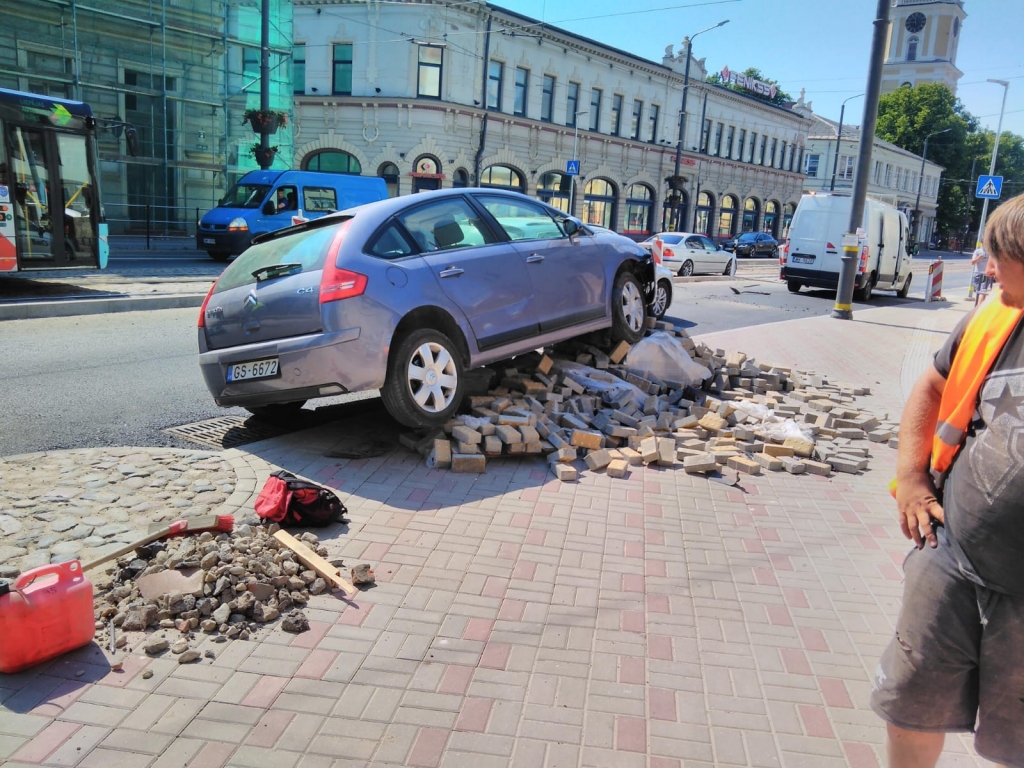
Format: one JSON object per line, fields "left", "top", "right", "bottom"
{"left": 791, "top": 209, "right": 832, "bottom": 242}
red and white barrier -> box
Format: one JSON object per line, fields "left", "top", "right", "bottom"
{"left": 651, "top": 236, "right": 663, "bottom": 264}
{"left": 925, "top": 260, "right": 944, "bottom": 303}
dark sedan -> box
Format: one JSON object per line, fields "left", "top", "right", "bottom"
{"left": 723, "top": 232, "right": 778, "bottom": 257}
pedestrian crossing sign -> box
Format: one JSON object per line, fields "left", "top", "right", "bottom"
{"left": 566, "top": 159, "right": 580, "bottom": 176}
{"left": 976, "top": 175, "right": 1003, "bottom": 199}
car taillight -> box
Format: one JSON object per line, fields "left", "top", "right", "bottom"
{"left": 197, "top": 279, "right": 219, "bottom": 328}
{"left": 858, "top": 245, "right": 870, "bottom": 273}
{"left": 663, "top": 248, "right": 674, "bottom": 259}
{"left": 779, "top": 242, "right": 788, "bottom": 265}
{"left": 319, "top": 221, "right": 366, "bottom": 303}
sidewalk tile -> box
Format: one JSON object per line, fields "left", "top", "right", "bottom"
{"left": 9, "top": 720, "right": 80, "bottom": 763}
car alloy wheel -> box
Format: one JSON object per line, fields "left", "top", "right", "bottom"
{"left": 621, "top": 280, "right": 644, "bottom": 333}
{"left": 724, "top": 259, "right": 736, "bottom": 277}
{"left": 610, "top": 271, "right": 646, "bottom": 344}
{"left": 679, "top": 260, "right": 694, "bottom": 277}
{"left": 408, "top": 341, "right": 459, "bottom": 413}
{"left": 652, "top": 278, "right": 671, "bottom": 319}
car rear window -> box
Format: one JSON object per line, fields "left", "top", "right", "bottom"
{"left": 368, "top": 222, "right": 415, "bottom": 260}
{"left": 214, "top": 221, "right": 349, "bottom": 293}
{"left": 660, "top": 234, "right": 684, "bottom": 245}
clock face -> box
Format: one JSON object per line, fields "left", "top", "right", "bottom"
{"left": 906, "top": 12, "right": 926, "bottom": 33}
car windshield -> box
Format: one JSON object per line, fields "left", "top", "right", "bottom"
{"left": 214, "top": 219, "right": 351, "bottom": 293}
{"left": 218, "top": 184, "right": 271, "bottom": 209}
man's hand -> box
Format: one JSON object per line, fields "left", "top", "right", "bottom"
{"left": 896, "top": 472, "right": 945, "bottom": 548}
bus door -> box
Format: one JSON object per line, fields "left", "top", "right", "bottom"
{"left": 6, "top": 125, "right": 97, "bottom": 268}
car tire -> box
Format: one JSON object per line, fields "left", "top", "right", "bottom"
{"left": 771, "top": 246, "right": 779, "bottom": 259}
{"left": 611, "top": 270, "right": 646, "bottom": 344}
{"left": 787, "top": 280, "right": 801, "bottom": 293}
{"left": 651, "top": 278, "right": 672, "bottom": 320}
{"left": 381, "top": 328, "right": 465, "bottom": 429}
{"left": 724, "top": 259, "right": 736, "bottom": 277}
{"left": 208, "top": 251, "right": 230, "bottom": 263}
{"left": 245, "top": 400, "right": 307, "bottom": 420}
{"left": 897, "top": 273, "right": 912, "bottom": 299}
{"left": 679, "top": 260, "right": 694, "bottom": 277}
{"left": 854, "top": 274, "right": 874, "bottom": 302}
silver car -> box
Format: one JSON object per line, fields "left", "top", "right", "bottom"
{"left": 198, "top": 188, "right": 655, "bottom": 428}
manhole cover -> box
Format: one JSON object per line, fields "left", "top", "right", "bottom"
{"left": 163, "top": 416, "right": 295, "bottom": 449}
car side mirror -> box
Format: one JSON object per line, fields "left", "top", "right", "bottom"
{"left": 262, "top": 200, "right": 275, "bottom": 216}
{"left": 560, "top": 217, "right": 582, "bottom": 237}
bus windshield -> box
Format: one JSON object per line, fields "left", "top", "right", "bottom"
{"left": 219, "top": 184, "right": 271, "bottom": 209}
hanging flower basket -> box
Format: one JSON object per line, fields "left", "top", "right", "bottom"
{"left": 665, "top": 174, "right": 688, "bottom": 191}
{"left": 250, "top": 143, "right": 279, "bottom": 167}
{"left": 243, "top": 109, "right": 289, "bottom": 135}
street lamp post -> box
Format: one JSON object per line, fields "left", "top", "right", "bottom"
{"left": 568, "top": 110, "right": 588, "bottom": 217}
{"left": 913, "top": 127, "right": 951, "bottom": 244}
{"left": 976, "top": 79, "right": 1010, "bottom": 249}
{"left": 672, "top": 20, "right": 728, "bottom": 229}
{"left": 829, "top": 93, "right": 864, "bottom": 192}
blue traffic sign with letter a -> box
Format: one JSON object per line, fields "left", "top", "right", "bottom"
{"left": 976, "top": 175, "right": 1003, "bottom": 199}
{"left": 566, "top": 160, "right": 580, "bottom": 176}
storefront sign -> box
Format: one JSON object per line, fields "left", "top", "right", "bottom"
{"left": 719, "top": 66, "right": 777, "bottom": 100}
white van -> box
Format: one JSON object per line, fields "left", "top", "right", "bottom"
{"left": 781, "top": 193, "right": 913, "bottom": 300}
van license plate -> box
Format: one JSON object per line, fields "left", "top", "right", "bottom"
{"left": 792, "top": 255, "right": 815, "bottom": 264}
{"left": 226, "top": 357, "right": 279, "bottom": 382}
{"left": 203, "top": 238, "right": 216, "bottom": 245}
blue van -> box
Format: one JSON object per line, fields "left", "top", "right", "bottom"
{"left": 198, "top": 170, "right": 388, "bottom": 261}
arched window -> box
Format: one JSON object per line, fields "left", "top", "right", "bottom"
{"left": 624, "top": 184, "right": 654, "bottom": 236}
{"left": 452, "top": 169, "right": 469, "bottom": 188}
{"left": 694, "top": 191, "right": 714, "bottom": 236}
{"left": 781, "top": 202, "right": 797, "bottom": 239}
{"left": 907, "top": 36, "right": 918, "bottom": 62}
{"left": 303, "top": 150, "right": 361, "bottom": 174}
{"left": 537, "top": 172, "right": 572, "bottom": 212}
{"left": 718, "top": 194, "right": 739, "bottom": 239}
{"left": 742, "top": 197, "right": 760, "bottom": 233}
{"left": 763, "top": 200, "right": 780, "bottom": 238}
{"left": 378, "top": 162, "right": 399, "bottom": 198}
{"left": 583, "top": 178, "right": 617, "bottom": 230}
{"left": 480, "top": 165, "right": 525, "bottom": 192}
{"left": 662, "top": 190, "right": 688, "bottom": 233}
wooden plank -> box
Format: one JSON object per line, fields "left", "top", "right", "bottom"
{"left": 272, "top": 530, "right": 356, "bottom": 595}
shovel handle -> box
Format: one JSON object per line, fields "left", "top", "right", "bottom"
{"left": 81, "top": 520, "right": 186, "bottom": 572}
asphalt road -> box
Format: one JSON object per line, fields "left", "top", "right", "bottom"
{"left": 0, "top": 256, "right": 973, "bottom": 456}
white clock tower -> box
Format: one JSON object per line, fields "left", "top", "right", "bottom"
{"left": 881, "top": 0, "right": 967, "bottom": 94}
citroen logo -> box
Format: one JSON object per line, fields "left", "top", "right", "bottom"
{"left": 244, "top": 291, "right": 259, "bottom": 310}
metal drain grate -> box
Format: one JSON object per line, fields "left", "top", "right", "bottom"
{"left": 163, "top": 415, "right": 296, "bottom": 449}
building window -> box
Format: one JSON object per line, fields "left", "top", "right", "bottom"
{"left": 589, "top": 89, "right": 602, "bottom": 131}
{"left": 884, "top": 164, "right": 892, "bottom": 186}
{"left": 769, "top": 138, "right": 778, "bottom": 168}
{"left": 24, "top": 49, "right": 73, "bottom": 98}
{"left": 718, "top": 194, "right": 739, "bottom": 238}
{"left": 304, "top": 150, "right": 361, "bottom": 174}
{"left": 541, "top": 75, "right": 555, "bottom": 122}
{"left": 480, "top": 164, "right": 524, "bottom": 192}
{"left": 378, "top": 162, "right": 399, "bottom": 197}
{"left": 567, "top": 82, "right": 580, "bottom": 126}
{"left": 694, "top": 191, "right": 714, "bottom": 235}
{"left": 701, "top": 119, "right": 712, "bottom": 153}
{"left": 759, "top": 135, "right": 767, "bottom": 165}
{"left": 631, "top": 100, "right": 643, "bottom": 140}
{"left": 873, "top": 160, "right": 882, "bottom": 184}
{"left": 452, "top": 169, "right": 470, "bottom": 188}
{"left": 537, "top": 172, "right": 572, "bottom": 212}
{"left": 907, "top": 36, "right": 919, "bottom": 61}
{"left": 583, "top": 178, "right": 617, "bottom": 230}
{"left": 724, "top": 126, "right": 735, "bottom": 159}
{"left": 418, "top": 45, "right": 443, "bottom": 98}
{"left": 714, "top": 123, "right": 723, "bottom": 156}
{"left": 795, "top": 147, "right": 803, "bottom": 173}
{"left": 805, "top": 154, "right": 820, "bottom": 177}
{"left": 487, "top": 60, "right": 503, "bottom": 110}
{"left": 610, "top": 94, "right": 623, "bottom": 136}
{"left": 737, "top": 129, "right": 747, "bottom": 162}
{"left": 838, "top": 156, "right": 855, "bottom": 181}
{"left": 513, "top": 67, "right": 528, "bottom": 116}
{"left": 763, "top": 200, "right": 780, "bottom": 237}
{"left": 292, "top": 44, "right": 305, "bottom": 94}
{"left": 896, "top": 166, "right": 903, "bottom": 189}
{"left": 648, "top": 104, "right": 660, "bottom": 143}
{"left": 624, "top": 184, "right": 654, "bottom": 236}
{"left": 782, "top": 202, "right": 797, "bottom": 239}
{"left": 748, "top": 132, "right": 757, "bottom": 163}
{"left": 242, "top": 47, "right": 259, "bottom": 78}
{"left": 332, "top": 44, "right": 353, "bottom": 95}
{"left": 742, "top": 197, "right": 759, "bottom": 232}
{"left": 780, "top": 142, "right": 787, "bottom": 170}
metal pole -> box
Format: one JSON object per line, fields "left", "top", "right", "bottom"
{"left": 829, "top": 103, "right": 845, "bottom": 192}
{"left": 146, "top": 204, "right": 151, "bottom": 250}
{"left": 569, "top": 110, "right": 587, "bottom": 217}
{"left": 913, "top": 128, "right": 949, "bottom": 243}
{"left": 976, "top": 80, "right": 1010, "bottom": 249}
{"left": 258, "top": 0, "right": 271, "bottom": 169}
{"left": 832, "top": 0, "right": 890, "bottom": 320}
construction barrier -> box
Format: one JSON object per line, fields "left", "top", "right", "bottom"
{"left": 925, "top": 259, "right": 944, "bottom": 303}
{"left": 651, "top": 236, "right": 663, "bottom": 263}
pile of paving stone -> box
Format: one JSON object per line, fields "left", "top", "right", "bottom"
{"left": 93, "top": 523, "right": 324, "bottom": 661}
{"left": 402, "top": 322, "right": 898, "bottom": 482}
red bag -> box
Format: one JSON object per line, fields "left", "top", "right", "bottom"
{"left": 254, "top": 471, "right": 348, "bottom": 528}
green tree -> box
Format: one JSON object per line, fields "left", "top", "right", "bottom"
{"left": 706, "top": 67, "right": 792, "bottom": 107}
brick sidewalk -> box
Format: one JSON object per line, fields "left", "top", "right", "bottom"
{"left": 1, "top": 301, "right": 995, "bottom": 768}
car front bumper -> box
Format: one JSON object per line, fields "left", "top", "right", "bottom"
{"left": 197, "top": 229, "right": 251, "bottom": 255}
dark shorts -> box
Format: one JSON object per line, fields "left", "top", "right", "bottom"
{"left": 870, "top": 527, "right": 1024, "bottom": 766}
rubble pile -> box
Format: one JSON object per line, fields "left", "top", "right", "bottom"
{"left": 92, "top": 523, "right": 329, "bottom": 660}
{"left": 403, "top": 322, "right": 898, "bottom": 482}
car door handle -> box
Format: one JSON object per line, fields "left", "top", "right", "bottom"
{"left": 526, "top": 254, "right": 544, "bottom": 263}
{"left": 438, "top": 267, "right": 464, "bottom": 278}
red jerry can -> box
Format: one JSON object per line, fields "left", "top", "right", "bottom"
{"left": 0, "top": 561, "right": 95, "bottom": 674}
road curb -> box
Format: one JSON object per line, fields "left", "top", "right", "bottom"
{"left": 0, "top": 293, "right": 207, "bottom": 321}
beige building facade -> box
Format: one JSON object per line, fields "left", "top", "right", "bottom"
{"left": 290, "top": 0, "right": 810, "bottom": 240}
{"left": 881, "top": 0, "right": 966, "bottom": 94}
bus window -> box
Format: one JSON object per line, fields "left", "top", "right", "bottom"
{"left": 57, "top": 133, "right": 95, "bottom": 261}
{"left": 9, "top": 126, "right": 53, "bottom": 261}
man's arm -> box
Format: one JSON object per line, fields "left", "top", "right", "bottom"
{"left": 896, "top": 364, "right": 947, "bottom": 548}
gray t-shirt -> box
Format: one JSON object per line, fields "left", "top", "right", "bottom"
{"left": 934, "top": 310, "right": 1024, "bottom": 594}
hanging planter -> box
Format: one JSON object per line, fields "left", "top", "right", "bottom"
{"left": 243, "top": 109, "right": 289, "bottom": 135}
{"left": 665, "top": 174, "right": 688, "bottom": 192}
{"left": 250, "top": 143, "right": 279, "bottom": 167}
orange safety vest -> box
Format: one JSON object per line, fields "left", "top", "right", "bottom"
{"left": 931, "top": 289, "right": 1023, "bottom": 481}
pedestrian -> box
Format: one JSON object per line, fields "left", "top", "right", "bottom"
{"left": 871, "top": 192, "right": 1024, "bottom": 767}
{"left": 970, "top": 244, "right": 989, "bottom": 304}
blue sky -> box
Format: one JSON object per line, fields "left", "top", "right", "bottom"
{"left": 498, "top": 0, "right": 1023, "bottom": 137}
